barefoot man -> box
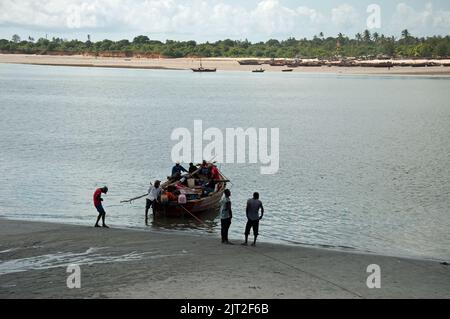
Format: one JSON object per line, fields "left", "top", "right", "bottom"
{"left": 94, "top": 186, "right": 109, "bottom": 228}
{"left": 242, "top": 192, "right": 264, "bottom": 247}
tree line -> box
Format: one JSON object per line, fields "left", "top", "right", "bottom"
{"left": 1, "top": 30, "right": 449, "bottom": 59}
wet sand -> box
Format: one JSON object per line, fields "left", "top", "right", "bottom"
{"left": 1, "top": 54, "right": 450, "bottom": 76}
{"left": 0, "top": 218, "right": 449, "bottom": 299}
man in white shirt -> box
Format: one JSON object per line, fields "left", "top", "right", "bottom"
{"left": 145, "top": 180, "right": 161, "bottom": 225}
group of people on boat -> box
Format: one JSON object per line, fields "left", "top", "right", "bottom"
{"left": 144, "top": 161, "right": 222, "bottom": 225}
{"left": 93, "top": 161, "right": 265, "bottom": 245}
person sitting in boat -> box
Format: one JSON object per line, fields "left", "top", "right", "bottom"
{"left": 188, "top": 163, "right": 198, "bottom": 174}
{"left": 165, "top": 185, "right": 179, "bottom": 202}
{"left": 200, "top": 160, "right": 211, "bottom": 177}
{"left": 211, "top": 165, "right": 220, "bottom": 181}
{"left": 172, "top": 162, "right": 187, "bottom": 177}
{"left": 202, "top": 180, "right": 216, "bottom": 197}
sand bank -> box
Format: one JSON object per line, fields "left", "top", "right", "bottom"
{"left": 1, "top": 54, "right": 450, "bottom": 76}
{"left": 0, "top": 218, "right": 449, "bottom": 299}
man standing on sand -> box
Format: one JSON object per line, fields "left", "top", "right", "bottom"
{"left": 94, "top": 186, "right": 109, "bottom": 228}
{"left": 220, "top": 189, "right": 233, "bottom": 245}
{"left": 242, "top": 192, "right": 264, "bottom": 247}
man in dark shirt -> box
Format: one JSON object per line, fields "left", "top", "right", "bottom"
{"left": 172, "top": 162, "right": 188, "bottom": 176}
{"left": 242, "top": 192, "right": 264, "bottom": 246}
{"left": 188, "top": 163, "right": 198, "bottom": 174}
{"left": 94, "top": 186, "right": 109, "bottom": 228}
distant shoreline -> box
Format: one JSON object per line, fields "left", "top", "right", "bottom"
{"left": 2, "top": 54, "right": 450, "bottom": 76}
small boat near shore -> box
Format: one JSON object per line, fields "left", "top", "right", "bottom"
{"left": 282, "top": 68, "right": 294, "bottom": 72}
{"left": 192, "top": 60, "right": 217, "bottom": 72}
{"left": 192, "top": 66, "right": 217, "bottom": 72}
{"left": 153, "top": 163, "right": 228, "bottom": 218}
{"left": 252, "top": 68, "right": 265, "bottom": 73}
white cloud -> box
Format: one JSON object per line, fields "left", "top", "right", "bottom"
{"left": 392, "top": 2, "right": 450, "bottom": 32}
{"left": 250, "top": 0, "right": 297, "bottom": 36}
{"left": 331, "top": 4, "right": 360, "bottom": 30}
{"left": 297, "top": 6, "right": 326, "bottom": 25}
{"left": 1, "top": 1, "right": 448, "bottom": 40}
{"left": 0, "top": 0, "right": 331, "bottom": 39}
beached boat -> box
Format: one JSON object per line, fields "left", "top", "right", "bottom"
{"left": 252, "top": 68, "right": 265, "bottom": 73}
{"left": 369, "top": 62, "right": 394, "bottom": 68}
{"left": 239, "top": 59, "right": 260, "bottom": 65}
{"left": 269, "top": 59, "right": 287, "bottom": 67}
{"left": 298, "top": 62, "right": 324, "bottom": 67}
{"left": 282, "top": 68, "right": 294, "bottom": 72}
{"left": 153, "top": 165, "right": 228, "bottom": 218}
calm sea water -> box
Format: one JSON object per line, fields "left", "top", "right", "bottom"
{"left": 1, "top": 63, "right": 449, "bottom": 261}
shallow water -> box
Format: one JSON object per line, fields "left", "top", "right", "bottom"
{"left": 0, "top": 246, "right": 186, "bottom": 275}
{"left": 0, "top": 63, "right": 449, "bottom": 261}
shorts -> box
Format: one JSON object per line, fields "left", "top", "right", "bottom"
{"left": 95, "top": 204, "right": 106, "bottom": 216}
{"left": 245, "top": 219, "right": 259, "bottom": 236}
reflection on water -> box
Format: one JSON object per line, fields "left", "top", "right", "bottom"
{"left": 150, "top": 209, "right": 219, "bottom": 234}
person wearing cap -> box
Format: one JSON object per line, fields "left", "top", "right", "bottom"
{"left": 172, "top": 162, "right": 188, "bottom": 176}
{"left": 145, "top": 180, "right": 162, "bottom": 225}
{"left": 94, "top": 186, "right": 109, "bottom": 228}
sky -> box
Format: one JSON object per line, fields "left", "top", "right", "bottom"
{"left": 0, "top": 0, "right": 449, "bottom": 42}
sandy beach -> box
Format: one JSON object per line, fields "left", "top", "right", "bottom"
{"left": 0, "top": 218, "right": 449, "bottom": 299}
{"left": 2, "top": 54, "right": 450, "bottom": 76}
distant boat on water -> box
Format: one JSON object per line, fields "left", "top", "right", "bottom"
{"left": 192, "top": 60, "right": 217, "bottom": 72}
{"left": 252, "top": 68, "right": 265, "bottom": 73}
{"left": 282, "top": 68, "right": 294, "bottom": 72}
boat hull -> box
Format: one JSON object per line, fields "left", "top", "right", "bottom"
{"left": 154, "top": 179, "right": 226, "bottom": 218}
{"left": 192, "top": 68, "right": 217, "bottom": 72}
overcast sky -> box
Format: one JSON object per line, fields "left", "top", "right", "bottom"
{"left": 1, "top": 0, "right": 449, "bottom": 42}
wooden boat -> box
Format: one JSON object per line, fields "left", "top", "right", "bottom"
{"left": 192, "top": 60, "right": 217, "bottom": 72}
{"left": 192, "top": 66, "right": 217, "bottom": 73}
{"left": 239, "top": 59, "right": 260, "bottom": 65}
{"left": 252, "top": 68, "right": 265, "bottom": 73}
{"left": 298, "top": 62, "right": 323, "bottom": 67}
{"left": 371, "top": 62, "right": 394, "bottom": 68}
{"left": 153, "top": 164, "right": 228, "bottom": 218}
{"left": 282, "top": 68, "right": 294, "bottom": 72}
{"left": 269, "top": 59, "right": 287, "bottom": 67}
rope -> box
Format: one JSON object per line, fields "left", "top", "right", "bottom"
{"left": 178, "top": 204, "right": 212, "bottom": 229}
{"left": 242, "top": 245, "right": 364, "bottom": 299}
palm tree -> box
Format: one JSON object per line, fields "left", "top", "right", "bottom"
{"left": 355, "top": 33, "right": 362, "bottom": 42}
{"left": 372, "top": 32, "right": 379, "bottom": 42}
{"left": 401, "top": 29, "right": 410, "bottom": 40}
{"left": 12, "top": 34, "right": 21, "bottom": 43}
{"left": 363, "top": 29, "right": 371, "bottom": 42}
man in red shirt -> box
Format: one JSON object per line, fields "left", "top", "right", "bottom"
{"left": 94, "top": 186, "right": 109, "bottom": 228}
{"left": 211, "top": 165, "right": 220, "bottom": 181}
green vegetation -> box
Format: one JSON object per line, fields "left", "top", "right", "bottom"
{"left": 1, "top": 30, "right": 449, "bottom": 59}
